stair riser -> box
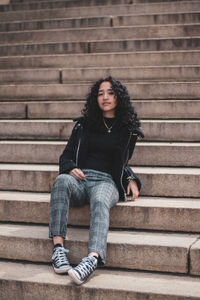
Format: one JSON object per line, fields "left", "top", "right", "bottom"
{"left": 0, "top": 120, "right": 199, "bottom": 141}
{"left": 1, "top": 198, "right": 200, "bottom": 232}
{"left": 0, "top": 0, "right": 198, "bottom": 13}
{"left": 0, "top": 169, "right": 199, "bottom": 197}
{"left": 0, "top": 38, "right": 199, "bottom": 56}
{"left": 25, "top": 100, "right": 200, "bottom": 120}
{"left": 0, "top": 82, "right": 200, "bottom": 100}
{"left": 0, "top": 51, "right": 199, "bottom": 69}
{"left": 2, "top": 66, "right": 200, "bottom": 84}
{"left": 1, "top": 2, "right": 200, "bottom": 24}
{"left": 0, "top": 142, "right": 199, "bottom": 167}
{"left": 0, "top": 25, "right": 199, "bottom": 45}
{"left": 0, "top": 226, "right": 191, "bottom": 273}
{"left": 1, "top": 12, "right": 200, "bottom": 32}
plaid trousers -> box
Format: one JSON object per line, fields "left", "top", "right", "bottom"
{"left": 49, "top": 169, "right": 119, "bottom": 264}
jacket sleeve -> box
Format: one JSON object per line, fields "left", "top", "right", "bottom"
{"left": 59, "top": 124, "right": 79, "bottom": 174}
{"left": 123, "top": 165, "right": 141, "bottom": 191}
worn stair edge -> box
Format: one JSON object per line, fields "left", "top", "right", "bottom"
{"left": 0, "top": 164, "right": 199, "bottom": 197}
{"left": 0, "top": 191, "right": 200, "bottom": 232}
{"left": 1, "top": 261, "right": 200, "bottom": 300}
{"left": 0, "top": 223, "right": 198, "bottom": 273}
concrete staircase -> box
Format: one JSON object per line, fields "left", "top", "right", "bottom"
{"left": 0, "top": 0, "right": 200, "bottom": 298}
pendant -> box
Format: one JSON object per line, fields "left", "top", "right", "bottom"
{"left": 108, "top": 129, "right": 111, "bottom": 133}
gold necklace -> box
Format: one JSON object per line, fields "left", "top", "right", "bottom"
{"left": 103, "top": 118, "right": 116, "bottom": 133}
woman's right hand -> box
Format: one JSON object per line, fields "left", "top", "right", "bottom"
{"left": 69, "top": 168, "right": 86, "bottom": 181}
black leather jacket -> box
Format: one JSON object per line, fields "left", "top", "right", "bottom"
{"left": 59, "top": 117, "right": 144, "bottom": 201}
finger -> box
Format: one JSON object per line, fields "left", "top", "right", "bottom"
{"left": 76, "top": 169, "right": 85, "bottom": 180}
{"left": 127, "top": 184, "right": 130, "bottom": 195}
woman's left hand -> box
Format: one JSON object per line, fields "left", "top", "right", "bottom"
{"left": 127, "top": 180, "right": 139, "bottom": 201}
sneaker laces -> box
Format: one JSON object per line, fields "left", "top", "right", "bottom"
{"left": 52, "top": 246, "right": 69, "bottom": 266}
{"left": 75, "top": 256, "right": 97, "bottom": 279}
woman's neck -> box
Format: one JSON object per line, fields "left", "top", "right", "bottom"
{"left": 103, "top": 112, "right": 115, "bottom": 118}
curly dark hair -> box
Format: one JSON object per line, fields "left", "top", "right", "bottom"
{"left": 81, "top": 76, "right": 140, "bottom": 131}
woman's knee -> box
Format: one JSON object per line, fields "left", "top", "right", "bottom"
{"left": 53, "top": 173, "right": 74, "bottom": 189}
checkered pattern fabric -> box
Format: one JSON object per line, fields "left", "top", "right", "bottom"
{"left": 49, "top": 169, "right": 119, "bottom": 264}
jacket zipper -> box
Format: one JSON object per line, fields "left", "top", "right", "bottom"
{"left": 120, "top": 132, "right": 132, "bottom": 200}
{"left": 75, "top": 124, "right": 82, "bottom": 166}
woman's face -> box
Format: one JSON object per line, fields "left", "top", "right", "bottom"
{"left": 97, "top": 81, "right": 117, "bottom": 117}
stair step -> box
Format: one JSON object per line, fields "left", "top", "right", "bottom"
{"left": 0, "top": 0, "right": 198, "bottom": 13}
{"left": 1, "top": 191, "right": 200, "bottom": 232}
{"left": 24, "top": 100, "right": 200, "bottom": 120}
{"left": 1, "top": 261, "right": 200, "bottom": 300}
{"left": 0, "top": 82, "right": 200, "bottom": 100}
{"left": 0, "top": 119, "right": 199, "bottom": 142}
{"left": 2, "top": 66, "right": 200, "bottom": 84}
{"left": 1, "top": 66, "right": 200, "bottom": 84}
{"left": 1, "top": 12, "right": 200, "bottom": 32}
{"left": 0, "top": 164, "right": 199, "bottom": 197}
{"left": 0, "top": 37, "right": 199, "bottom": 56}
{"left": 0, "top": 51, "right": 199, "bottom": 69}
{"left": 0, "top": 141, "right": 199, "bottom": 167}
{"left": 1, "top": 2, "right": 200, "bottom": 24}
{"left": 0, "top": 223, "right": 198, "bottom": 273}
{"left": 0, "top": 24, "right": 199, "bottom": 45}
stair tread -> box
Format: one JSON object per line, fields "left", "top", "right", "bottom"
{"left": 0, "top": 223, "right": 198, "bottom": 248}
{"left": 0, "top": 163, "right": 199, "bottom": 174}
{"left": 1, "top": 260, "right": 200, "bottom": 298}
{"left": 0, "top": 190, "right": 200, "bottom": 207}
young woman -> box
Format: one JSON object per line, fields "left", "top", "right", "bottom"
{"left": 49, "top": 76, "right": 144, "bottom": 285}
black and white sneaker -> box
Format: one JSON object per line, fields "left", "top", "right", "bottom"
{"left": 68, "top": 256, "right": 98, "bottom": 285}
{"left": 52, "top": 245, "right": 72, "bottom": 274}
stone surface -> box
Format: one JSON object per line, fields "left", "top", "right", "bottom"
{"left": 0, "top": 164, "right": 199, "bottom": 197}
{"left": 1, "top": 191, "right": 200, "bottom": 232}
{"left": 27, "top": 100, "right": 200, "bottom": 119}
{"left": 0, "top": 82, "right": 200, "bottom": 100}
{"left": 0, "top": 223, "right": 197, "bottom": 273}
{"left": 0, "top": 37, "right": 199, "bottom": 56}
{"left": 0, "top": 51, "right": 199, "bottom": 69}
{"left": 0, "top": 141, "right": 199, "bottom": 167}
{"left": 0, "top": 24, "right": 199, "bottom": 44}
{"left": 1, "top": 261, "right": 200, "bottom": 300}
{"left": 0, "top": 119, "right": 199, "bottom": 141}
{"left": 190, "top": 240, "right": 200, "bottom": 275}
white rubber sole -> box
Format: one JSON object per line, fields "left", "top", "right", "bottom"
{"left": 68, "top": 268, "right": 83, "bottom": 285}
{"left": 53, "top": 264, "right": 72, "bottom": 274}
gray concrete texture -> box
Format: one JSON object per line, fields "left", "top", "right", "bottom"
{"left": 1, "top": 12, "right": 200, "bottom": 32}
{"left": 0, "top": 24, "right": 199, "bottom": 45}
{"left": 0, "top": 82, "right": 200, "bottom": 100}
{"left": 0, "top": 0, "right": 199, "bottom": 15}
{"left": 0, "top": 223, "right": 198, "bottom": 273}
{"left": 1, "top": 66, "right": 200, "bottom": 84}
{"left": 0, "top": 37, "right": 199, "bottom": 56}
{"left": 0, "top": 191, "right": 200, "bottom": 232}
{"left": 0, "top": 164, "right": 199, "bottom": 197}
{"left": 0, "top": 141, "right": 199, "bottom": 167}
{"left": 25, "top": 100, "right": 200, "bottom": 120}
{"left": 1, "top": 261, "right": 200, "bottom": 300}
{"left": 0, "top": 51, "right": 199, "bottom": 69}
{"left": 0, "top": 119, "right": 199, "bottom": 141}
